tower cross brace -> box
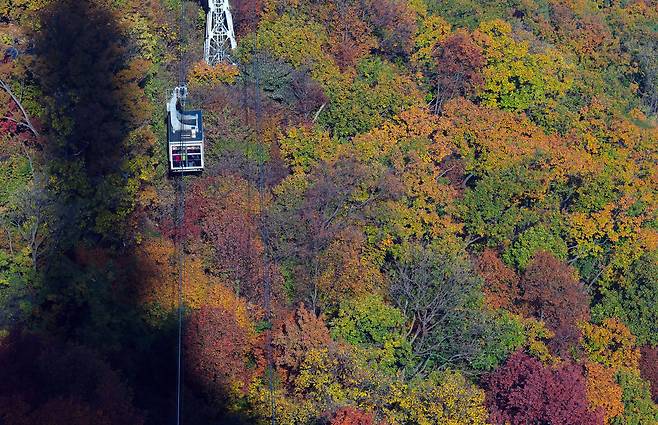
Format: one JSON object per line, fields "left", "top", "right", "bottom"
{"left": 204, "top": 0, "right": 237, "bottom": 65}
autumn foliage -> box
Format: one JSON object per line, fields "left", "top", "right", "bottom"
{"left": 519, "top": 251, "right": 590, "bottom": 353}
{"left": 584, "top": 362, "right": 624, "bottom": 422}
{"left": 580, "top": 318, "right": 640, "bottom": 371}
{"left": 484, "top": 351, "right": 604, "bottom": 425}
{"left": 639, "top": 346, "right": 658, "bottom": 403}
{"left": 475, "top": 248, "right": 519, "bottom": 310}
{"left": 184, "top": 175, "right": 266, "bottom": 302}
{"left": 184, "top": 305, "right": 258, "bottom": 400}
{"left": 329, "top": 407, "right": 376, "bottom": 425}
{"left": 367, "top": 0, "right": 417, "bottom": 58}
{"left": 272, "top": 303, "right": 332, "bottom": 385}
{"left": 431, "top": 29, "right": 485, "bottom": 112}
{"left": 1, "top": 0, "right": 657, "bottom": 424}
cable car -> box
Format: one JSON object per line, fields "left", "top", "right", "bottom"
{"left": 167, "top": 86, "right": 204, "bottom": 173}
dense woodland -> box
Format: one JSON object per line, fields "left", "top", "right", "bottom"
{"left": 1, "top": 0, "right": 657, "bottom": 424}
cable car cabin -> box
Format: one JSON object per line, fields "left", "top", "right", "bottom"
{"left": 167, "top": 86, "right": 205, "bottom": 173}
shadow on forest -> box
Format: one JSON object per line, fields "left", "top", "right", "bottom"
{"left": 0, "top": 1, "right": 246, "bottom": 424}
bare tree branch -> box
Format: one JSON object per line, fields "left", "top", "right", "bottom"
{"left": 0, "top": 78, "right": 39, "bottom": 137}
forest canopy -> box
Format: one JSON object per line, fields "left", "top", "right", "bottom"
{"left": 0, "top": 0, "right": 657, "bottom": 424}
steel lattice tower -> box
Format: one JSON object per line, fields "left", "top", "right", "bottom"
{"left": 204, "top": 0, "right": 237, "bottom": 65}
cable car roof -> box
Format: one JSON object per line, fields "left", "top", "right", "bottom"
{"left": 168, "top": 109, "right": 204, "bottom": 144}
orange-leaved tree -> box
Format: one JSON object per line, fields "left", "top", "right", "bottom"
{"left": 584, "top": 361, "right": 624, "bottom": 423}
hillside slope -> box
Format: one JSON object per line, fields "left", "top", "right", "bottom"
{"left": 0, "top": 1, "right": 657, "bottom": 424}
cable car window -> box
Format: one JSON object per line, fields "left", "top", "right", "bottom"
{"left": 171, "top": 144, "right": 203, "bottom": 170}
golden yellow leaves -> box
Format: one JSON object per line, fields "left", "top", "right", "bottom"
{"left": 474, "top": 19, "right": 572, "bottom": 113}
{"left": 385, "top": 371, "right": 490, "bottom": 425}
{"left": 438, "top": 98, "right": 593, "bottom": 181}
{"left": 569, "top": 205, "right": 616, "bottom": 257}
{"left": 316, "top": 229, "right": 384, "bottom": 304}
{"left": 412, "top": 15, "right": 451, "bottom": 66}
{"left": 568, "top": 198, "right": 656, "bottom": 285}
{"left": 188, "top": 61, "right": 239, "bottom": 88}
{"left": 134, "top": 237, "right": 251, "bottom": 330}
{"left": 279, "top": 126, "right": 338, "bottom": 174}
{"left": 580, "top": 318, "right": 640, "bottom": 372}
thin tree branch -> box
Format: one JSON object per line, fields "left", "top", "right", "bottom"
{"left": 0, "top": 78, "right": 39, "bottom": 137}
{"left": 312, "top": 103, "right": 325, "bottom": 123}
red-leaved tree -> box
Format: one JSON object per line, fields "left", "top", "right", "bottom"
{"left": 639, "top": 346, "right": 658, "bottom": 402}
{"left": 483, "top": 351, "right": 604, "bottom": 425}
{"left": 475, "top": 248, "right": 519, "bottom": 310}
{"left": 366, "top": 0, "right": 417, "bottom": 58}
{"left": 184, "top": 306, "right": 256, "bottom": 401}
{"left": 432, "top": 30, "right": 485, "bottom": 113}
{"left": 184, "top": 175, "right": 266, "bottom": 301}
{"left": 328, "top": 2, "right": 377, "bottom": 70}
{"left": 330, "top": 406, "right": 376, "bottom": 425}
{"left": 272, "top": 303, "right": 332, "bottom": 386}
{"left": 519, "top": 251, "right": 590, "bottom": 354}
{"left": 231, "top": 0, "right": 264, "bottom": 37}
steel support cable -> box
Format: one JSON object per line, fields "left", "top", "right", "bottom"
{"left": 252, "top": 36, "right": 277, "bottom": 425}
{"left": 173, "top": 4, "right": 276, "bottom": 424}
{"left": 175, "top": 169, "right": 185, "bottom": 425}
{"left": 175, "top": 1, "right": 188, "bottom": 425}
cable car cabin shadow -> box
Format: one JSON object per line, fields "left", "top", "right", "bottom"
{"left": 167, "top": 86, "right": 205, "bottom": 174}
